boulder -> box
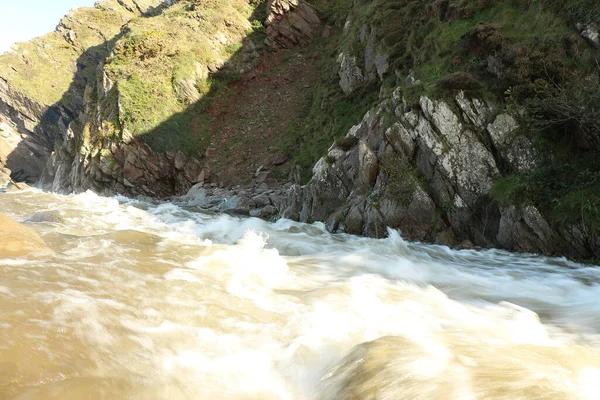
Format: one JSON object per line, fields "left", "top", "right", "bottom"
{"left": 580, "top": 23, "right": 600, "bottom": 49}
{"left": 338, "top": 53, "right": 365, "bottom": 95}
{"left": 24, "top": 210, "right": 64, "bottom": 224}
{"left": 0, "top": 213, "right": 53, "bottom": 258}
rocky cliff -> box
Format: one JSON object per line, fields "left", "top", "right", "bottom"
{"left": 0, "top": 0, "right": 273, "bottom": 197}
{"left": 276, "top": 0, "right": 600, "bottom": 259}
{"left": 0, "top": 0, "right": 176, "bottom": 183}
{"left": 39, "top": 0, "right": 270, "bottom": 197}
{"left": 0, "top": 0, "right": 599, "bottom": 259}
{"left": 280, "top": 89, "right": 599, "bottom": 258}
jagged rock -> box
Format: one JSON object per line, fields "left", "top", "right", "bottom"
{"left": 0, "top": 213, "right": 53, "bottom": 258}
{"left": 2, "top": 0, "right": 255, "bottom": 198}
{"left": 265, "top": 0, "right": 321, "bottom": 49}
{"left": 218, "top": 195, "right": 251, "bottom": 215}
{"left": 250, "top": 205, "right": 277, "bottom": 219}
{"left": 497, "top": 205, "right": 561, "bottom": 255}
{"left": 580, "top": 23, "right": 600, "bottom": 48}
{"left": 337, "top": 53, "right": 365, "bottom": 95}
{"left": 487, "top": 113, "right": 537, "bottom": 171}
{"left": 405, "top": 70, "right": 421, "bottom": 86}
{"left": 284, "top": 84, "right": 597, "bottom": 257}
{"left": 0, "top": 109, "right": 50, "bottom": 184}
{"left": 251, "top": 193, "right": 272, "bottom": 208}
{"left": 361, "top": 25, "right": 389, "bottom": 81}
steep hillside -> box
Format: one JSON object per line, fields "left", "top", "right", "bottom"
{"left": 276, "top": 0, "right": 600, "bottom": 259}
{"left": 40, "top": 0, "right": 272, "bottom": 196}
{"left": 0, "top": 0, "right": 599, "bottom": 259}
{"left": 0, "top": 0, "right": 169, "bottom": 182}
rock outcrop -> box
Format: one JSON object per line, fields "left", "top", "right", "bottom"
{"left": 178, "top": 182, "right": 289, "bottom": 220}
{"left": 0, "top": 0, "right": 598, "bottom": 261}
{"left": 265, "top": 0, "right": 321, "bottom": 48}
{"left": 336, "top": 22, "right": 390, "bottom": 95}
{"left": 31, "top": 0, "right": 262, "bottom": 198}
{"left": 0, "top": 0, "right": 169, "bottom": 184}
{"left": 0, "top": 79, "right": 57, "bottom": 183}
{"left": 579, "top": 23, "right": 600, "bottom": 48}
{"left": 0, "top": 213, "right": 53, "bottom": 258}
{"left": 280, "top": 85, "right": 598, "bottom": 258}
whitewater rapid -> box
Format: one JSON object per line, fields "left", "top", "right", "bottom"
{"left": 0, "top": 188, "right": 599, "bottom": 399}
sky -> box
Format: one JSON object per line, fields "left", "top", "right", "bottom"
{"left": 0, "top": 0, "right": 97, "bottom": 53}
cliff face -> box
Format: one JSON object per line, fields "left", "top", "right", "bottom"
{"left": 0, "top": 0, "right": 268, "bottom": 197}
{"left": 40, "top": 0, "right": 270, "bottom": 197}
{"left": 280, "top": 89, "right": 599, "bottom": 258}
{"left": 0, "top": 0, "right": 169, "bottom": 183}
{"left": 0, "top": 0, "right": 599, "bottom": 259}
{"left": 274, "top": 0, "right": 600, "bottom": 259}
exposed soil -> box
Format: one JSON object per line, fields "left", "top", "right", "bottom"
{"left": 205, "top": 48, "right": 318, "bottom": 186}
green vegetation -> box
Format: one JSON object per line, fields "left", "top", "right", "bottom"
{"left": 299, "top": 0, "right": 600, "bottom": 233}
{"left": 279, "top": 0, "right": 598, "bottom": 184}
{"left": 279, "top": 29, "right": 379, "bottom": 182}
{"left": 491, "top": 157, "right": 600, "bottom": 233}
{"left": 0, "top": 0, "right": 268, "bottom": 155}
{"left": 380, "top": 153, "right": 422, "bottom": 205}
{"left": 1, "top": 0, "right": 598, "bottom": 236}
{"left": 98, "top": 0, "right": 266, "bottom": 154}
{"left": 0, "top": 0, "right": 149, "bottom": 105}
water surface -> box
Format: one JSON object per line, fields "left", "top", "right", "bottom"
{"left": 1, "top": 189, "right": 599, "bottom": 399}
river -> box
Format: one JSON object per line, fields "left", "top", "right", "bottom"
{"left": 1, "top": 188, "right": 599, "bottom": 399}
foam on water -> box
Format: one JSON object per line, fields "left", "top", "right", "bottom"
{"left": 0, "top": 188, "right": 599, "bottom": 399}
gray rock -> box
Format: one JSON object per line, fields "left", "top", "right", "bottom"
{"left": 218, "top": 195, "right": 251, "bottom": 215}
{"left": 25, "top": 211, "right": 64, "bottom": 224}
{"left": 374, "top": 51, "right": 389, "bottom": 81}
{"left": 581, "top": 23, "right": 600, "bottom": 48}
{"left": 280, "top": 84, "right": 597, "bottom": 258}
{"left": 345, "top": 202, "right": 365, "bottom": 235}
{"left": 251, "top": 193, "right": 272, "bottom": 208}
{"left": 337, "top": 53, "right": 365, "bottom": 95}
{"left": 487, "top": 113, "right": 537, "bottom": 171}
{"left": 264, "top": 0, "right": 321, "bottom": 49}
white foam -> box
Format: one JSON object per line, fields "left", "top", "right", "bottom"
{"left": 1, "top": 188, "right": 600, "bottom": 399}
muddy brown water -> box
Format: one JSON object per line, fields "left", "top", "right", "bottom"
{"left": 1, "top": 189, "right": 599, "bottom": 399}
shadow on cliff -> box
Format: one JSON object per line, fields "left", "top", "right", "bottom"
{"left": 5, "top": 34, "right": 123, "bottom": 183}
{"left": 134, "top": 4, "right": 269, "bottom": 162}
{"left": 1, "top": 0, "right": 219, "bottom": 185}
{"left": 8, "top": 2, "right": 269, "bottom": 190}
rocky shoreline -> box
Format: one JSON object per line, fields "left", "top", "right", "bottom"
{"left": 0, "top": 0, "right": 599, "bottom": 260}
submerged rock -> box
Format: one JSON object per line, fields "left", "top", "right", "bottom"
{"left": 0, "top": 213, "right": 53, "bottom": 258}
{"left": 24, "top": 210, "right": 64, "bottom": 224}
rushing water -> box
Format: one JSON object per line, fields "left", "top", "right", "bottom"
{"left": 1, "top": 188, "right": 600, "bottom": 399}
